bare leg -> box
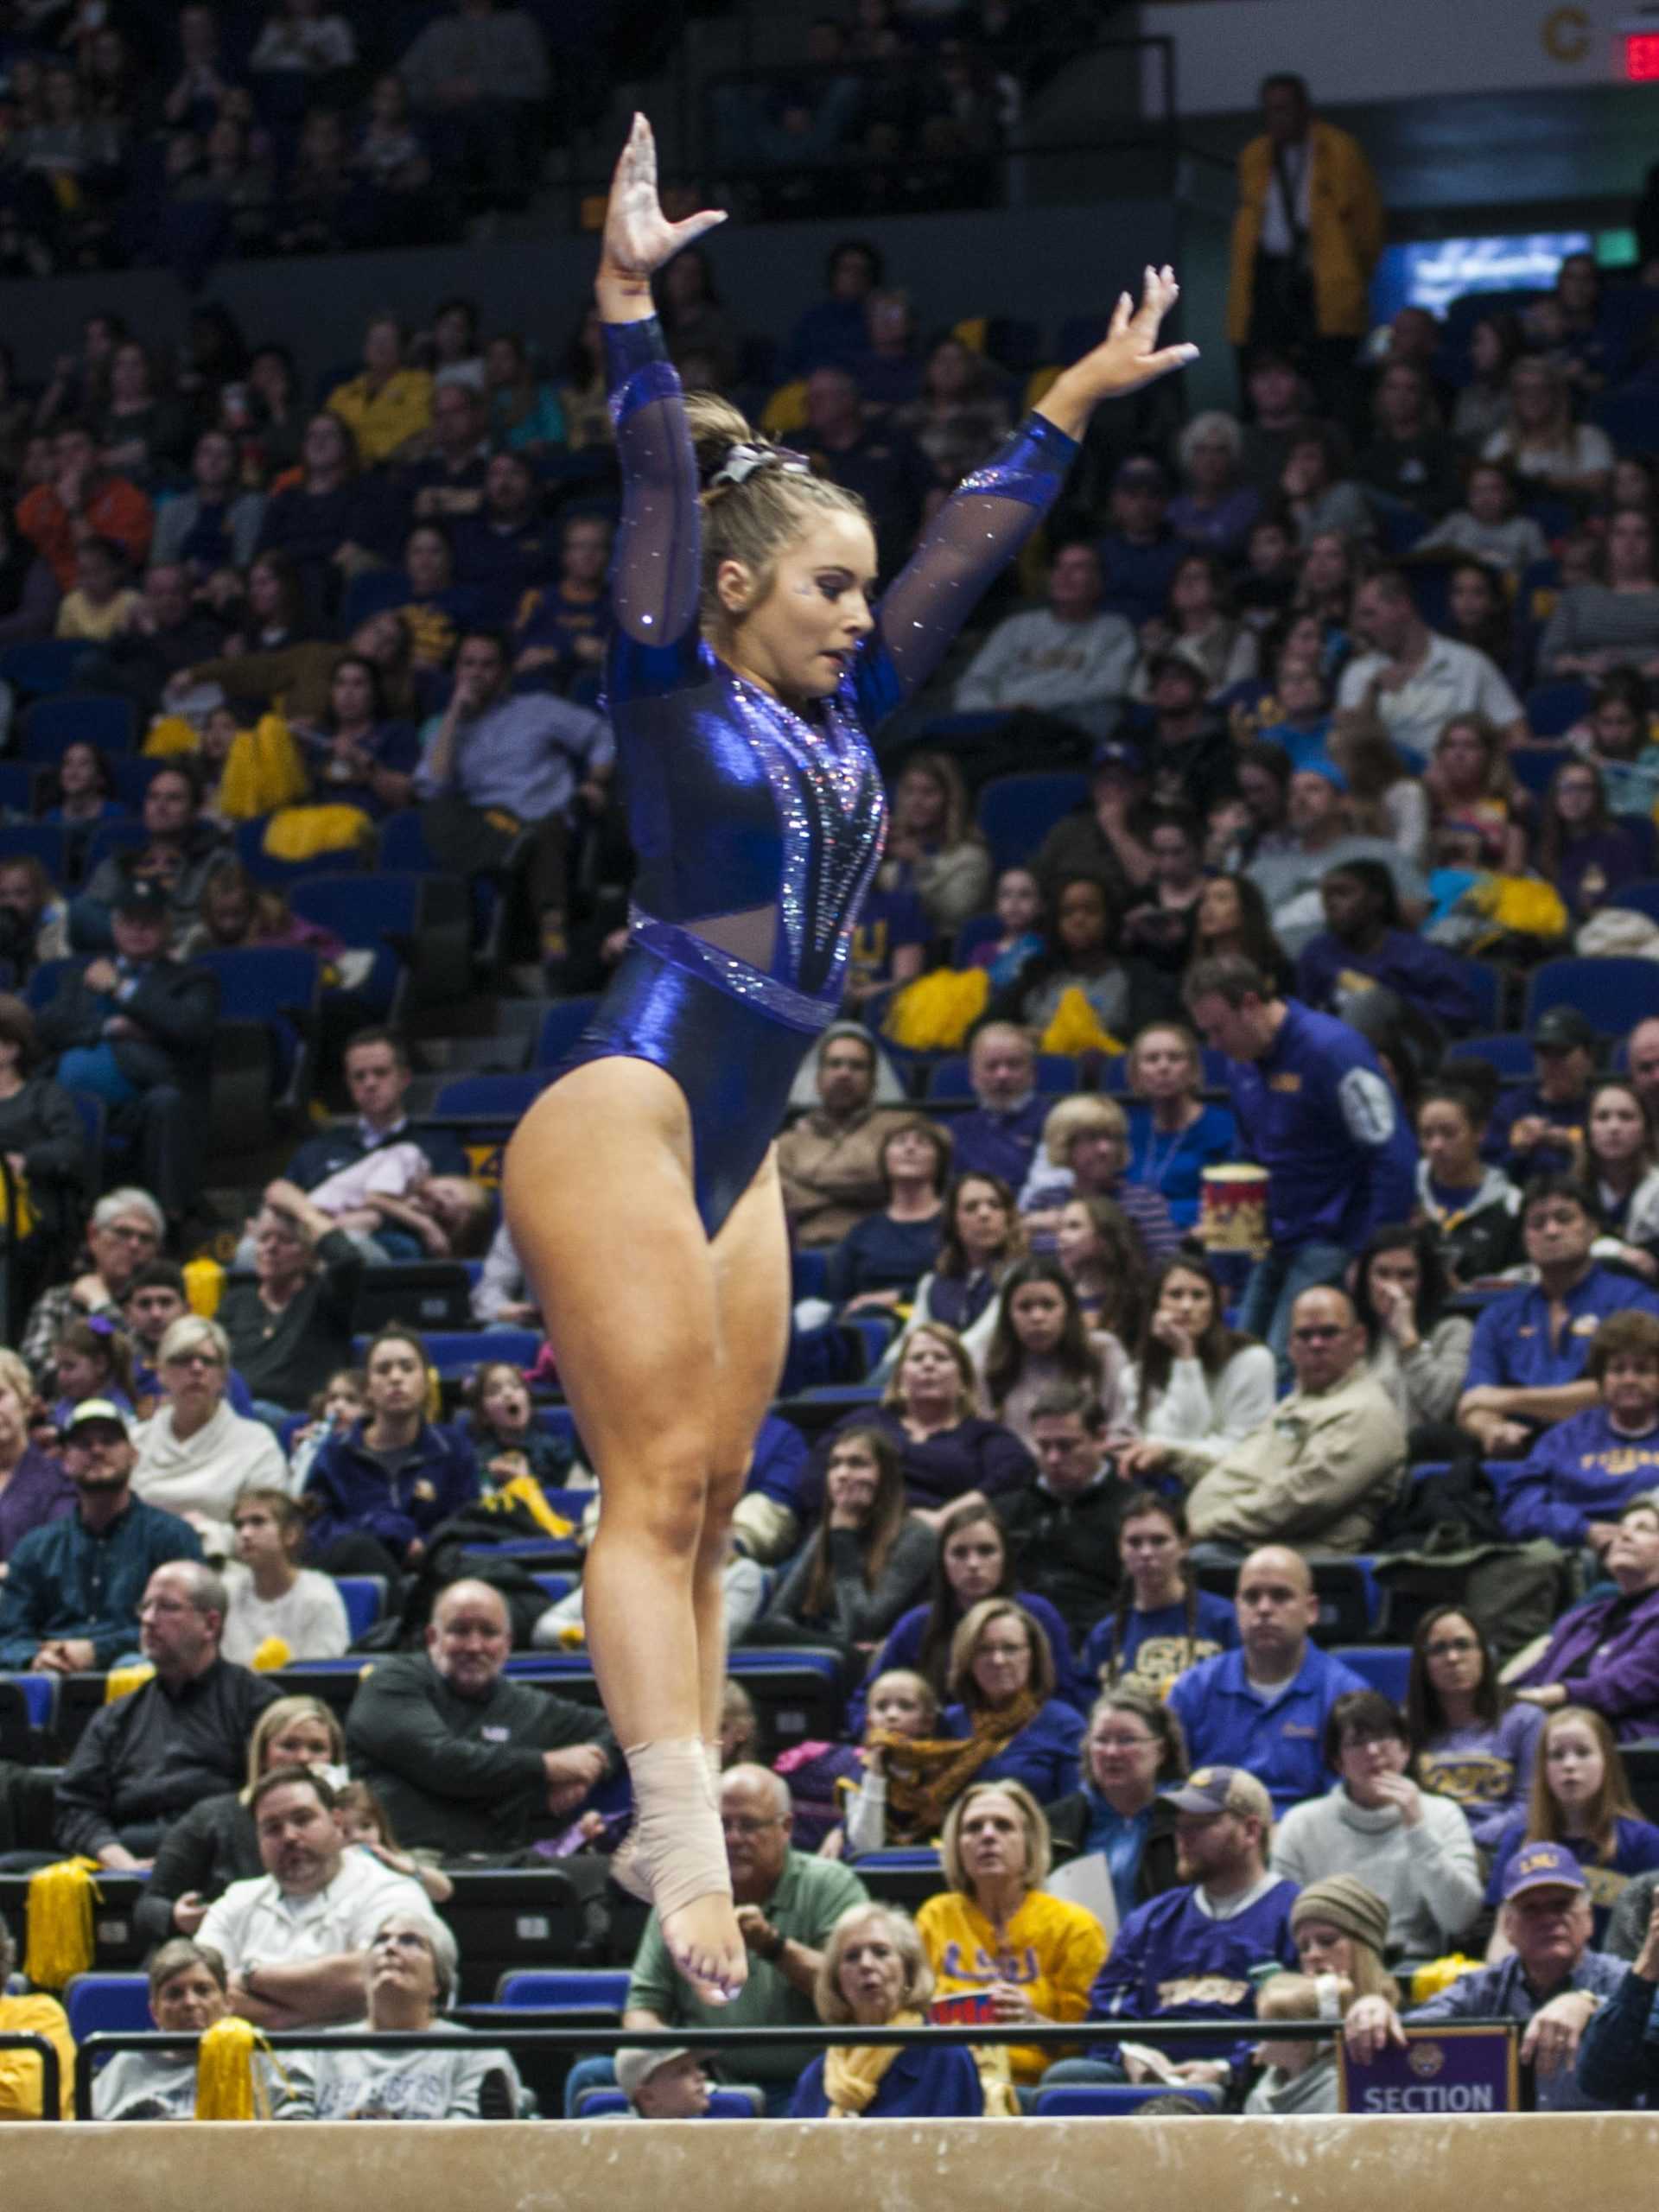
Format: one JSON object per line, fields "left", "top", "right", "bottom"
{"left": 502, "top": 1058, "right": 779, "bottom": 2001}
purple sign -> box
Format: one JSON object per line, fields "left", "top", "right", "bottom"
{"left": 1338, "top": 2025, "right": 1518, "bottom": 2114}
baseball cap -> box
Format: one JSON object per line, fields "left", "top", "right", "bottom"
{"left": 1531, "top": 1007, "right": 1595, "bottom": 1053}
{"left": 1165, "top": 1766, "right": 1273, "bottom": 1823}
{"left": 1293, "top": 759, "right": 1349, "bottom": 794}
{"left": 64, "top": 1396, "right": 134, "bottom": 1440}
{"left": 114, "top": 877, "right": 169, "bottom": 919}
{"left": 1090, "top": 737, "right": 1146, "bottom": 779}
{"left": 614, "top": 2045, "right": 693, "bottom": 2102}
{"left": 1502, "top": 1840, "right": 1587, "bottom": 1902}
{"left": 1114, "top": 454, "right": 1167, "bottom": 493}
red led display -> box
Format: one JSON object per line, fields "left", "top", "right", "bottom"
{"left": 1626, "top": 31, "right": 1659, "bottom": 79}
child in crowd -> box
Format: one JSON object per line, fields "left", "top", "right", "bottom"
{"left": 1565, "top": 669, "right": 1659, "bottom": 822}
{"left": 41, "top": 740, "right": 121, "bottom": 829}
{"left": 287, "top": 1367, "right": 367, "bottom": 1487}
{"left": 969, "top": 866, "right": 1044, "bottom": 989}
{"left": 334, "top": 1779, "right": 454, "bottom": 1904}
{"left": 1418, "top": 459, "right": 1550, "bottom": 578}
{"left": 263, "top": 1160, "right": 493, "bottom": 1262}
{"left": 54, "top": 534, "right": 142, "bottom": 640}
{"left": 221, "top": 1486, "right": 351, "bottom": 1665}
{"left": 465, "top": 1358, "right": 576, "bottom": 1489}
{"left": 51, "top": 1317, "right": 135, "bottom": 1431}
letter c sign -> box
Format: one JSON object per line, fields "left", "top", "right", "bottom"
{"left": 1542, "top": 4, "right": 1592, "bottom": 63}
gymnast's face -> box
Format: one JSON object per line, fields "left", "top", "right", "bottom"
{"left": 717, "top": 508, "right": 878, "bottom": 707}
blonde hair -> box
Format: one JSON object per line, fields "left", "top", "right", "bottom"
{"left": 241, "top": 1694, "right": 345, "bottom": 1800}
{"left": 880, "top": 1320, "right": 976, "bottom": 1417}
{"left": 813, "top": 1904, "right": 933, "bottom": 2024}
{"left": 684, "top": 391, "right": 871, "bottom": 632}
{"left": 0, "top": 1346, "right": 33, "bottom": 1412}
{"left": 157, "top": 1313, "right": 231, "bottom": 1368}
{"left": 1042, "top": 1094, "right": 1128, "bottom": 1167}
{"left": 938, "top": 1777, "right": 1054, "bottom": 1893}
{"left": 1256, "top": 1970, "right": 1354, "bottom": 2023}
{"left": 946, "top": 1597, "right": 1055, "bottom": 1707}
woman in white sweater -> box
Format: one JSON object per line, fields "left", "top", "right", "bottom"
{"left": 130, "top": 1314, "right": 290, "bottom": 1556}
{"left": 1270, "top": 1689, "right": 1484, "bottom": 1959}
{"left": 1115, "top": 1255, "right": 1275, "bottom": 1472}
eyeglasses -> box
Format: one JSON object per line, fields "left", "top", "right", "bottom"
{"left": 1426, "top": 1636, "right": 1478, "bottom": 1657}
{"left": 166, "top": 1351, "right": 224, "bottom": 1370}
{"left": 102, "top": 1222, "right": 158, "bottom": 1243}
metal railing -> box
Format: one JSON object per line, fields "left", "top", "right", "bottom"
{"left": 73, "top": 2017, "right": 1523, "bottom": 2123}
{"left": 0, "top": 2031, "right": 63, "bottom": 2120}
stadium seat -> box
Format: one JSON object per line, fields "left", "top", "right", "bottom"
{"left": 1444, "top": 1032, "right": 1534, "bottom": 1079}
{"left": 1332, "top": 1646, "right": 1411, "bottom": 1705}
{"left": 196, "top": 946, "right": 321, "bottom": 1144}
{"left": 433, "top": 1072, "right": 547, "bottom": 1119}
{"left": 334, "top": 1576, "right": 387, "bottom": 1643}
{"left": 1621, "top": 1739, "right": 1659, "bottom": 1825}
{"left": 0, "top": 639, "right": 95, "bottom": 696}
{"left": 0, "top": 760, "right": 37, "bottom": 814}
{"left": 1506, "top": 743, "right": 1572, "bottom": 801}
{"left": 358, "top": 1327, "right": 542, "bottom": 1378}
{"left": 531, "top": 1572, "right": 575, "bottom": 1603}
{"left": 976, "top": 772, "right": 1089, "bottom": 876}
{"left": 2, "top": 824, "right": 68, "bottom": 880}
{"left": 0, "top": 1674, "right": 55, "bottom": 1759}
{"left": 64, "top": 1973, "right": 152, "bottom": 2045}
{"left": 20, "top": 695, "right": 136, "bottom": 760}
{"left": 792, "top": 1247, "right": 830, "bottom": 1301}
{"left": 950, "top": 912, "right": 1001, "bottom": 966}
{"left": 82, "top": 820, "right": 150, "bottom": 875}
{"left": 233, "top": 816, "right": 368, "bottom": 888}
{"left": 496, "top": 1968, "right": 630, "bottom": 2010}
{"left": 1526, "top": 957, "right": 1659, "bottom": 1037}
{"left": 288, "top": 869, "right": 437, "bottom": 1016}
{"left": 1610, "top": 880, "right": 1659, "bottom": 925}
{"left": 1448, "top": 957, "right": 1503, "bottom": 1034}
{"left": 576, "top": 2088, "right": 762, "bottom": 2118}
{"left": 927, "top": 1052, "right": 1077, "bottom": 1103}
{"left": 1033, "top": 2085, "right": 1222, "bottom": 2115}
{"left": 111, "top": 756, "right": 164, "bottom": 812}
{"left": 1522, "top": 685, "right": 1592, "bottom": 740}
{"left": 537, "top": 996, "right": 601, "bottom": 1067}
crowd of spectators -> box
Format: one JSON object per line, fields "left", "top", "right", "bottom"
{"left": 8, "top": 43, "right": 1659, "bottom": 2137}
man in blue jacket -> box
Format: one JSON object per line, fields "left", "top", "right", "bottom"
{"left": 1500, "top": 1311, "right": 1659, "bottom": 1549}
{"left": 1459, "top": 1178, "right": 1659, "bottom": 1458}
{"left": 1185, "top": 951, "right": 1416, "bottom": 1369}
{"left": 1166, "top": 1546, "right": 1366, "bottom": 1815}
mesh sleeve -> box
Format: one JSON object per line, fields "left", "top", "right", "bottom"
{"left": 604, "top": 317, "right": 702, "bottom": 662}
{"left": 873, "top": 412, "right": 1078, "bottom": 702}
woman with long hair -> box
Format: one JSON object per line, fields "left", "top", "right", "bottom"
{"left": 855, "top": 1494, "right": 1081, "bottom": 1721}
{"left": 940, "top": 1603, "right": 1087, "bottom": 1803}
{"left": 1483, "top": 354, "right": 1614, "bottom": 500}
{"left": 497, "top": 114, "right": 1190, "bottom": 2004}
{"left": 1541, "top": 506, "right": 1659, "bottom": 680}
{"left": 1350, "top": 1223, "right": 1474, "bottom": 1432}
{"left": 1120, "top": 1019, "right": 1237, "bottom": 1228}
{"left": 817, "top": 1319, "right": 1033, "bottom": 1528}
{"left": 1185, "top": 870, "right": 1292, "bottom": 992}
{"left": 878, "top": 748, "right": 991, "bottom": 932}
{"left": 1045, "top": 1687, "right": 1188, "bottom": 1916}
{"left": 1484, "top": 1700, "right": 1659, "bottom": 1948}
{"left": 1424, "top": 710, "right": 1529, "bottom": 873}
{"left": 1117, "top": 1256, "right": 1274, "bottom": 1469}
{"left": 749, "top": 1424, "right": 934, "bottom": 1660}
{"left": 1079, "top": 1488, "right": 1239, "bottom": 1696}
{"left": 899, "top": 1171, "right": 1024, "bottom": 1364}
{"left": 1018, "top": 1094, "right": 1182, "bottom": 1266}
{"left": 825, "top": 1115, "right": 951, "bottom": 1313}
{"left": 895, "top": 335, "right": 1014, "bottom": 496}
{"left": 977, "top": 1255, "right": 1130, "bottom": 1449}
{"left": 1566, "top": 666, "right": 1659, "bottom": 825}
{"left": 993, "top": 872, "right": 1148, "bottom": 1044}
{"left": 1405, "top": 1604, "right": 1543, "bottom": 1848}
{"left": 1055, "top": 1192, "right": 1149, "bottom": 1345}
{"left": 1535, "top": 755, "right": 1652, "bottom": 920}
{"left": 1413, "top": 1081, "right": 1522, "bottom": 1283}
{"left": 1579, "top": 1077, "right": 1659, "bottom": 1278}
{"left": 1131, "top": 550, "right": 1258, "bottom": 702}
{"left": 1452, "top": 313, "right": 1525, "bottom": 448}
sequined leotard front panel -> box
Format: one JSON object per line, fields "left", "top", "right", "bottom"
{"left": 555, "top": 315, "right": 1077, "bottom": 1236}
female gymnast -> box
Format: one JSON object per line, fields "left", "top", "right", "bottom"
{"left": 503, "top": 113, "right": 1196, "bottom": 2004}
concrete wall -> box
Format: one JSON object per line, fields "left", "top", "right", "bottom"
{"left": 3, "top": 199, "right": 1182, "bottom": 394}
{"left": 15, "top": 2113, "right": 1659, "bottom": 2212}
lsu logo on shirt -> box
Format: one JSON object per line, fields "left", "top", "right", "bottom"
{"left": 1156, "top": 1974, "right": 1249, "bottom": 2009}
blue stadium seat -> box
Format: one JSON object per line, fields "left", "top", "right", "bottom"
{"left": 288, "top": 870, "right": 426, "bottom": 1017}
{"left": 1610, "top": 880, "right": 1659, "bottom": 925}
{"left": 378, "top": 811, "right": 437, "bottom": 873}
{"left": 537, "top": 996, "right": 601, "bottom": 1067}
{"left": 64, "top": 1089, "right": 105, "bottom": 1179}
{"left": 0, "top": 760, "right": 36, "bottom": 813}
{"left": 20, "top": 695, "right": 136, "bottom": 760}
{"left": 197, "top": 945, "right": 321, "bottom": 1101}
{"left": 792, "top": 1247, "right": 830, "bottom": 1301}
{"left": 358, "top": 1327, "right": 542, "bottom": 1378}
{"left": 577, "top": 2088, "right": 760, "bottom": 2118}
{"left": 111, "top": 756, "right": 164, "bottom": 812}
{"left": 24, "top": 957, "right": 80, "bottom": 1011}
{"left": 531, "top": 1572, "right": 575, "bottom": 1603}
{"left": 1526, "top": 957, "right": 1659, "bottom": 1037}
{"left": 3, "top": 1672, "right": 59, "bottom": 1732}
{"left": 64, "top": 1973, "right": 152, "bottom": 2044}
{"left": 82, "top": 820, "right": 150, "bottom": 874}
{"left": 1449, "top": 957, "right": 1503, "bottom": 1035}
{"left": 233, "top": 817, "right": 368, "bottom": 888}
{"left": 334, "top": 1576, "right": 386, "bottom": 1642}
{"left": 1508, "top": 745, "right": 1573, "bottom": 802}
{"left": 433, "top": 1072, "right": 547, "bottom": 1119}
{"left": 1592, "top": 386, "right": 1659, "bottom": 456}
{"left": 0, "top": 639, "right": 95, "bottom": 696}
{"left": 976, "top": 772, "right": 1089, "bottom": 876}
{"left": 1332, "top": 1646, "right": 1411, "bottom": 1705}
{"left": 950, "top": 912, "right": 1001, "bottom": 966}
{"left": 927, "top": 1052, "right": 1076, "bottom": 1103}
{"left": 1444, "top": 1032, "right": 1534, "bottom": 1079}
{"left": 497, "top": 1968, "right": 630, "bottom": 2009}
{"left": 0, "top": 823, "right": 67, "bottom": 880}
{"left": 1033, "top": 2085, "right": 1221, "bottom": 2115}
{"left": 1523, "top": 684, "right": 1593, "bottom": 740}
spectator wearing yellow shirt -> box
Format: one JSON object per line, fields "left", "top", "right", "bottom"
{"left": 327, "top": 314, "right": 434, "bottom": 467}
{"left": 915, "top": 1779, "right": 1108, "bottom": 2089}
{"left": 0, "top": 1912, "right": 76, "bottom": 2119}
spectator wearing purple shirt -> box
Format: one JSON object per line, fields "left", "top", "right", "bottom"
{"left": 1509, "top": 1500, "right": 1659, "bottom": 1740}
{"left": 1406, "top": 1605, "right": 1545, "bottom": 1849}
{"left": 1500, "top": 1312, "right": 1659, "bottom": 1551}
{"left": 0, "top": 1347, "right": 73, "bottom": 1567}
{"left": 1018, "top": 1094, "right": 1183, "bottom": 1268}
{"left": 948, "top": 1023, "right": 1051, "bottom": 1191}
{"left": 1294, "top": 859, "right": 1478, "bottom": 1035}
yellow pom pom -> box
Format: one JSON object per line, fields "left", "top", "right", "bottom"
{"left": 251, "top": 1637, "right": 293, "bottom": 1672}
{"left": 196, "top": 2015, "right": 283, "bottom": 2120}
{"left": 23, "top": 1859, "right": 102, "bottom": 1988}
{"left": 556, "top": 1621, "right": 587, "bottom": 1649}
{"left": 1409, "top": 1954, "right": 1483, "bottom": 2005}
{"left": 104, "top": 1662, "right": 155, "bottom": 1704}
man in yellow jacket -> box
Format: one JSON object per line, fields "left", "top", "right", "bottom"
{"left": 1228, "top": 73, "right": 1383, "bottom": 417}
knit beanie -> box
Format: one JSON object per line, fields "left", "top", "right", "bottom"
{"left": 1289, "top": 1874, "right": 1389, "bottom": 1956}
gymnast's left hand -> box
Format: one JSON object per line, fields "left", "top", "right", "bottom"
{"left": 599, "top": 112, "right": 726, "bottom": 294}
{"left": 1036, "top": 267, "right": 1197, "bottom": 435}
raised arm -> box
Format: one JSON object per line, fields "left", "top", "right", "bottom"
{"left": 871, "top": 270, "right": 1197, "bottom": 702}
{"left": 597, "top": 115, "right": 726, "bottom": 658}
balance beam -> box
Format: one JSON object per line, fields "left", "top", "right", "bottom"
{"left": 16, "top": 2113, "right": 1659, "bottom": 2211}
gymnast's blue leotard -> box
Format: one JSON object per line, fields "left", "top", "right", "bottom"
{"left": 554, "top": 314, "right": 1076, "bottom": 1236}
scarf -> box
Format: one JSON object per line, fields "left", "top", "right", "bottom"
{"left": 869, "top": 1688, "right": 1043, "bottom": 1842}
{"left": 823, "top": 2010, "right": 925, "bottom": 2116}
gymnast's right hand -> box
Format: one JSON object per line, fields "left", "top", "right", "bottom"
{"left": 598, "top": 112, "right": 726, "bottom": 303}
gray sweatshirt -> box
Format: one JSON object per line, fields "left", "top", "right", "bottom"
{"left": 1269, "top": 1783, "right": 1484, "bottom": 1955}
